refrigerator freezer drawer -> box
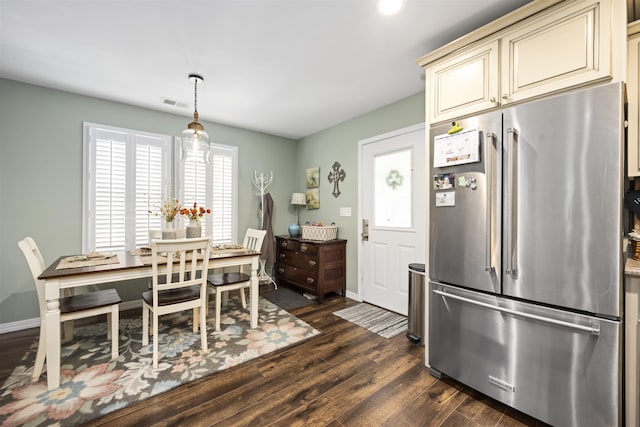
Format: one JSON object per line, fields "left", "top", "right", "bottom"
{"left": 429, "top": 282, "right": 621, "bottom": 427}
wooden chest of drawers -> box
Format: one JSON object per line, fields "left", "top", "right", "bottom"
{"left": 275, "top": 236, "right": 346, "bottom": 303}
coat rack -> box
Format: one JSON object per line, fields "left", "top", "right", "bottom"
{"left": 252, "top": 171, "right": 273, "bottom": 228}
{"left": 252, "top": 171, "right": 277, "bottom": 288}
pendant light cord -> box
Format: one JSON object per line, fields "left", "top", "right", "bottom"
{"left": 193, "top": 78, "right": 198, "bottom": 115}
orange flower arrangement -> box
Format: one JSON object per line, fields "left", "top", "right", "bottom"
{"left": 180, "top": 202, "right": 211, "bottom": 222}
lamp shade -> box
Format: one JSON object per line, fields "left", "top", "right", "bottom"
{"left": 291, "top": 193, "right": 306, "bottom": 205}
{"left": 181, "top": 122, "right": 210, "bottom": 163}
{"left": 181, "top": 74, "right": 210, "bottom": 163}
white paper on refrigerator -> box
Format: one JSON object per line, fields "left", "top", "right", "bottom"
{"left": 435, "top": 191, "right": 455, "bottom": 207}
{"left": 433, "top": 128, "right": 480, "bottom": 167}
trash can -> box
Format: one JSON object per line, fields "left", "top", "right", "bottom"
{"left": 406, "top": 263, "right": 425, "bottom": 345}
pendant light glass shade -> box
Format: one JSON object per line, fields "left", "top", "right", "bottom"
{"left": 181, "top": 74, "right": 210, "bottom": 163}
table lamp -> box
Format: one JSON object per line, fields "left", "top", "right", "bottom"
{"left": 289, "top": 193, "right": 306, "bottom": 237}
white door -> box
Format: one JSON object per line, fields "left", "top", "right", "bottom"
{"left": 359, "top": 124, "right": 426, "bottom": 315}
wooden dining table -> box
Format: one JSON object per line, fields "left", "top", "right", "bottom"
{"left": 38, "top": 247, "right": 261, "bottom": 390}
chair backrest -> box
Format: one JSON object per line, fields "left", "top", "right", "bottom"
{"left": 150, "top": 237, "right": 211, "bottom": 299}
{"left": 243, "top": 228, "right": 267, "bottom": 252}
{"left": 18, "top": 237, "right": 46, "bottom": 316}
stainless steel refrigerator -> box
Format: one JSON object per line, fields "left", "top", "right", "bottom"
{"left": 429, "top": 82, "right": 625, "bottom": 427}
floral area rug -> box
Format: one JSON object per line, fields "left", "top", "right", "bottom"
{"left": 0, "top": 296, "right": 320, "bottom": 426}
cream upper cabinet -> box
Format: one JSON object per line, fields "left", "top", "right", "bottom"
{"left": 501, "top": 0, "right": 611, "bottom": 104}
{"left": 629, "top": 22, "right": 640, "bottom": 177}
{"left": 423, "top": 0, "right": 613, "bottom": 125}
{"left": 428, "top": 40, "right": 499, "bottom": 124}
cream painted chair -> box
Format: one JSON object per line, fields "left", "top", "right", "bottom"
{"left": 18, "top": 237, "right": 121, "bottom": 382}
{"left": 142, "top": 237, "right": 210, "bottom": 368}
{"left": 207, "top": 228, "right": 266, "bottom": 331}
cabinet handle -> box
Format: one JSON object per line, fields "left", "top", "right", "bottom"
{"left": 490, "top": 97, "right": 497, "bottom": 103}
{"left": 502, "top": 93, "right": 508, "bottom": 99}
{"left": 278, "top": 268, "right": 285, "bottom": 274}
{"left": 279, "top": 253, "right": 285, "bottom": 260}
{"left": 308, "top": 260, "right": 316, "bottom": 267}
{"left": 306, "top": 277, "right": 315, "bottom": 284}
{"left": 300, "top": 244, "right": 308, "bottom": 252}
{"left": 281, "top": 241, "right": 288, "bottom": 248}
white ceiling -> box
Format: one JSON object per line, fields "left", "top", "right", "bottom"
{"left": 0, "top": 0, "right": 531, "bottom": 140}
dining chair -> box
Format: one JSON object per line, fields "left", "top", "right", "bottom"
{"left": 207, "top": 228, "right": 266, "bottom": 331}
{"left": 142, "top": 236, "right": 210, "bottom": 368}
{"left": 18, "top": 237, "right": 121, "bottom": 382}
{"left": 146, "top": 230, "right": 184, "bottom": 289}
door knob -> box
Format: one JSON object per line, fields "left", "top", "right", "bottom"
{"left": 361, "top": 219, "right": 369, "bottom": 241}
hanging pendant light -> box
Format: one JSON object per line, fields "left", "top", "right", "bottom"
{"left": 181, "top": 73, "right": 210, "bottom": 163}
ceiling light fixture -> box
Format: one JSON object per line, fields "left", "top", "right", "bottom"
{"left": 377, "top": 0, "right": 405, "bottom": 16}
{"left": 181, "top": 73, "right": 210, "bottom": 163}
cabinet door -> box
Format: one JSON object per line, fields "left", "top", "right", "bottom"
{"left": 428, "top": 39, "right": 499, "bottom": 124}
{"left": 500, "top": 0, "right": 611, "bottom": 104}
{"left": 629, "top": 33, "right": 640, "bottom": 177}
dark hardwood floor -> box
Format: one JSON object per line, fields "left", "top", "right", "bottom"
{"left": 0, "top": 295, "right": 547, "bottom": 426}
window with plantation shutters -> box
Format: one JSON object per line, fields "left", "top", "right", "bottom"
{"left": 177, "top": 142, "right": 237, "bottom": 245}
{"left": 211, "top": 148, "right": 236, "bottom": 245}
{"left": 83, "top": 123, "right": 171, "bottom": 253}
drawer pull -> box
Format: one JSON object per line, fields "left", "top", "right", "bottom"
{"left": 308, "top": 260, "right": 316, "bottom": 267}
{"left": 278, "top": 268, "right": 285, "bottom": 274}
{"left": 281, "top": 241, "right": 288, "bottom": 248}
{"left": 306, "top": 277, "right": 314, "bottom": 284}
{"left": 300, "top": 244, "right": 308, "bottom": 252}
{"left": 279, "top": 253, "right": 285, "bottom": 260}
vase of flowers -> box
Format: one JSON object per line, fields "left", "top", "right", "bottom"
{"left": 181, "top": 202, "right": 211, "bottom": 239}
{"left": 148, "top": 197, "right": 182, "bottom": 239}
{"left": 163, "top": 220, "right": 177, "bottom": 240}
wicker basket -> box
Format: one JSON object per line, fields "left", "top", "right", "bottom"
{"left": 301, "top": 225, "right": 338, "bottom": 241}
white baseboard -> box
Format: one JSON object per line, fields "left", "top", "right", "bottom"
{"left": 0, "top": 317, "right": 40, "bottom": 334}
{"left": 345, "top": 290, "right": 361, "bottom": 301}
{"left": 120, "top": 299, "right": 142, "bottom": 311}
{"left": 0, "top": 299, "right": 143, "bottom": 335}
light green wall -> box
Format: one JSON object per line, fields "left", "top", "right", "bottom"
{"left": 0, "top": 77, "right": 424, "bottom": 325}
{"left": 0, "top": 78, "right": 298, "bottom": 324}
{"left": 296, "top": 92, "right": 425, "bottom": 295}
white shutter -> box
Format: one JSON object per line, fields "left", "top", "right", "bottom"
{"left": 93, "top": 130, "right": 127, "bottom": 252}
{"left": 212, "top": 150, "right": 234, "bottom": 245}
{"left": 83, "top": 123, "right": 171, "bottom": 253}
{"left": 176, "top": 142, "right": 237, "bottom": 245}
{"left": 135, "top": 137, "right": 165, "bottom": 247}
{"left": 181, "top": 150, "right": 209, "bottom": 229}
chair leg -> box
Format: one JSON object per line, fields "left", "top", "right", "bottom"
{"left": 62, "top": 289, "right": 74, "bottom": 342}
{"left": 239, "top": 288, "right": 247, "bottom": 309}
{"left": 107, "top": 314, "right": 112, "bottom": 340}
{"left": 215, "top": 291, "right": 222, "bottom": 332}
{"left": 142, "top": 304, "right": 149, "bottom": 346}
{"left": 152, "top": 313, "right": 159, "bottom": 368}
{"left": 32, "top": 322, "right": 46, "bottom": 382}
{"left": 62, "top": 320, "right": 74, "bottom": 343}
{"left": 193, "top": 307, "right": 199, "bottom": 333}
{"left": 200, "top": 302, "right": 208, "bottom": 352}
{"left": 110, "top": 306, "right": 119, "bottom": 359}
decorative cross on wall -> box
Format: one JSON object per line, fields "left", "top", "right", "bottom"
{"left": 327, "top": 161, "right": 346, "bottom": 198}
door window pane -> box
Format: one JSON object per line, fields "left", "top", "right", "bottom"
{"left": 374, "top": 149, "right": 412, "bottom": 228}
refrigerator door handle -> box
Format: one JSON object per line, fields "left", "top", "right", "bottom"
{"left": 484, "top": 132, "right": 496, "bottom": 272}
{"left": 433, "top": 289, "right": 601, "bottom": 335}
{"left": 506, "top": 128, "right": 517, "bottom": 276}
